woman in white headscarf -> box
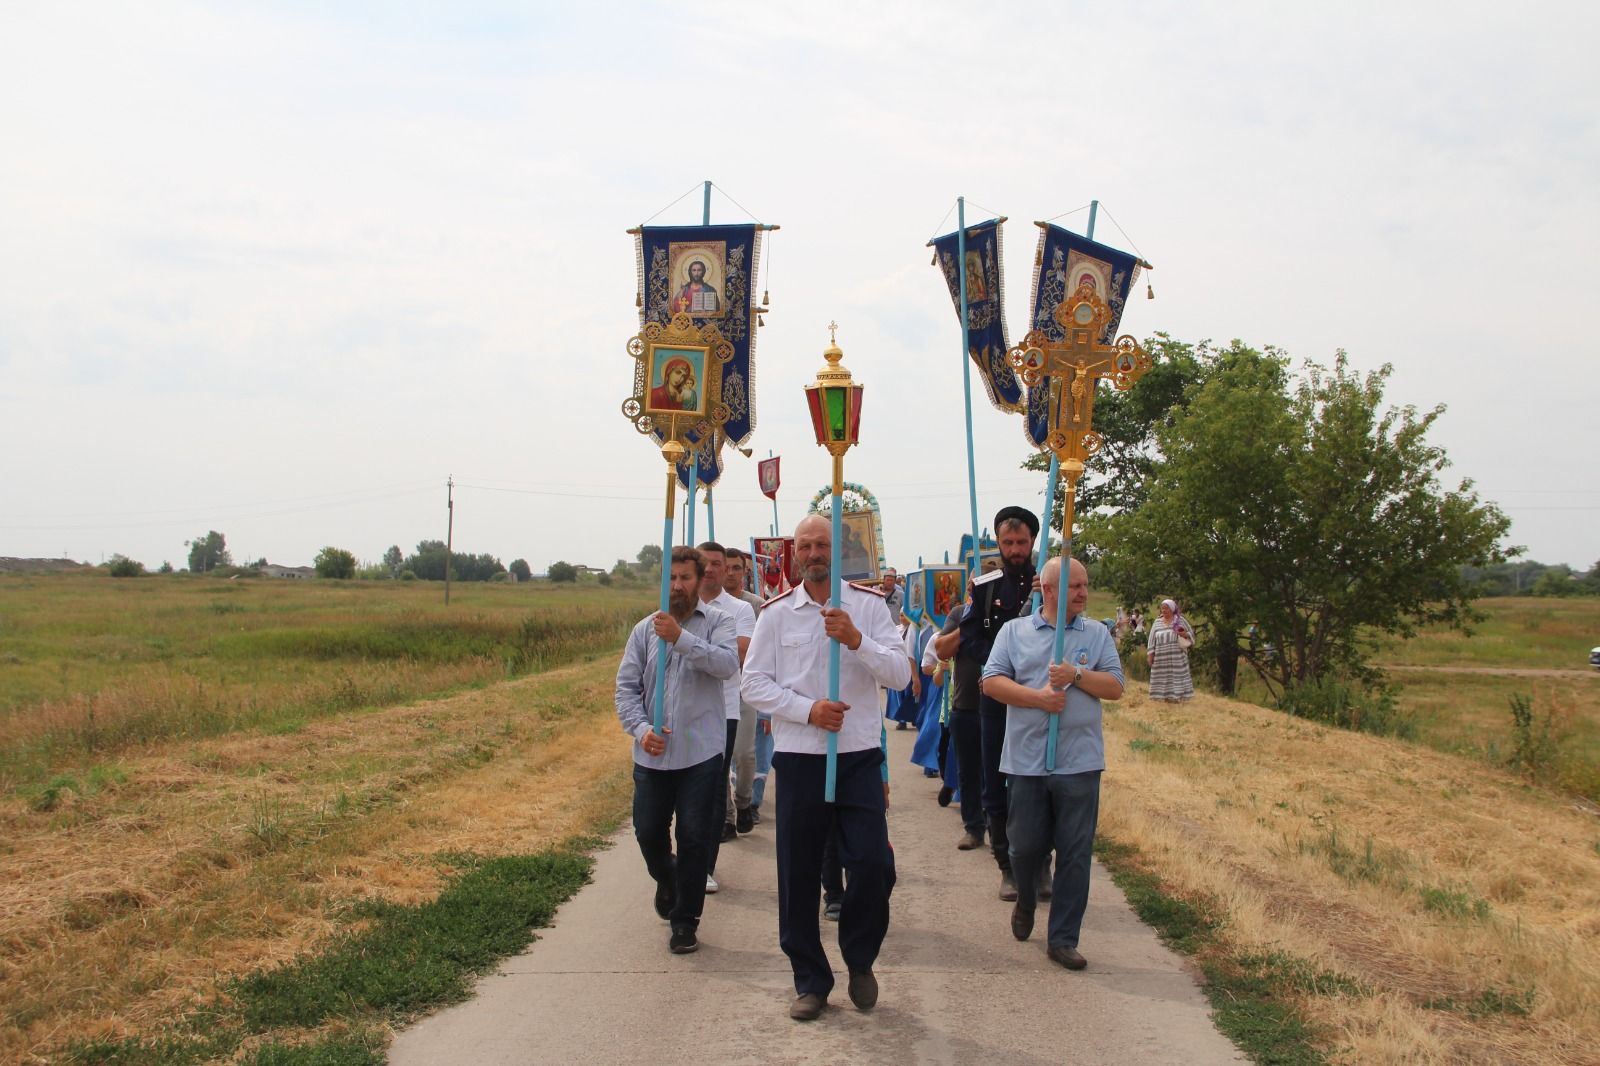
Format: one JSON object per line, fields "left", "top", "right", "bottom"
{"left": 1146, "top": 598, "right": 1194, "bottom": 702}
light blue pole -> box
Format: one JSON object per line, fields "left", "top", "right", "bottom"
{"left": 956, "top": 197, "right": 982, "bottom": 582}
{"left": 1045, "top": 200, "right": 1097, "bottom": 771}
{"left": 685, "top": 454, "right": 699, "bottom": 548}
{"left": 826, "top": 481, "right": 843, "bottom": 801}
{"left": 651, "top": 474, "right": 677, "bottom": 734}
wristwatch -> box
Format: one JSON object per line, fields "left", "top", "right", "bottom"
{"left": 1072, "top": 665, "right": 1084, "bottom": 685}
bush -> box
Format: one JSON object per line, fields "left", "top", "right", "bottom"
{"left": 1506, "top": 692, "right": 1570, "bottom": 783}
{"left": 1278, "top": 676, "right": 1415, "bottom": 739}
{"left": 157, "top": 561, "right": 174, "bottom": 574}
{"left": 314, "top": 547, "right": 357, "bottom": 580}
{"left": 107, "top": 555, "right": 146, "bottom": 577}
{"left": 509, "top": 559, "right": 532, "bottom": 582}
{"left": 597, "top": 571, "right": 613, "bottom": 587}
{"left": 399, "top": 570, "right": 417, "bottom": 582}
{"left": 547, "top": 561, "right": 577, "bottom": 583}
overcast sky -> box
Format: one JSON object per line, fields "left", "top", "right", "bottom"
{"left": 2, "top": 2, "right": 1595, "bottom": 576}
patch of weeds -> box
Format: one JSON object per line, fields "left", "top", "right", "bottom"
{"left": 1422, "top": 986, "right": 1534, "bottom": 1018}
{"left": 1095, "top": 836, "right": 1334, "bottom": 1066}
{"left": 246, "top": 795, "right": 292, "bottom": 850}
{"left": 1418, "top": 885, "right": 1491, "bottom": 921}
{"left": 263, "top": 718, "right": 307, "bottom": 736}
{"left": 1278, "top": 676, "right": 1416, "bottom": 740}
{"left": 29, "top": 773, "right": 80, "bottom": 811}
{"left": 1505, "top": 692, "right": 1570, "bottom": 784}
{"left": 210, "top": 601, "right": 247, "bottom": 615}
{"left": 1296, "top": 824, "right": 1410, "bottom": 890}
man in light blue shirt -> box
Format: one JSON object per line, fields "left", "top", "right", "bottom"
{"left": 980, "top": 556, "right": 1123, "bottom": 971}
{"left": 615, "top": 546, "right": 740, "bottom": 955}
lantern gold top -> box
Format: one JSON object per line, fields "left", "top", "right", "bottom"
{"left": 813, "top": 319, "right": 853, "bottom": 389}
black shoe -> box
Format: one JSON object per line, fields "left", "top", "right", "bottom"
{"left": 937, "top": 785, "right": 954, "bottom": 807}
{"left": 896, "top": 721, "right": 909, "bottom": 730}
{"left": 1047, "top": 945, "right": 1087, "bottom": 970}
{"left": 750, "top": 806, "right": 761, "bottom": 825}
{"left": 669, "top": 927, "right": 698, "bottom": 954}
{"left": 721, "top": 821, "right": 737, "bottom": 842}
{"left": 653, "top": 878, "right": 675, "bottom": 921}
{"left": 823, "top": 899, "right": 842, "bottom": 922}
{"left": 790, "top": 993, "right": 826, "bottom": 1021}
{"left": 1011, "top": 902, "right": 1034, "bottom": 941}
{"left": 736, "top": 807, "right": 754, "bottom": 834}
{"left": 847, "top": 970, "right": 878, "bottom": 1009}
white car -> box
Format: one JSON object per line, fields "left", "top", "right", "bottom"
{"left": 1591, "top": 647, "right": 1600, "bottom": 670}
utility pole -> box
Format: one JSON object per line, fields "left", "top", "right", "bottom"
{"left": 445, "top": 475, "right": 454, "bottom": 605}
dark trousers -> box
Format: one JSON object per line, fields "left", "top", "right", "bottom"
{"left": 707, "top": 719, "right": 738, "bottom": 876}
{"left": 978, "top": 695, "right": 1013, "bottom": 873}
{"left": 821, "top": 823, "right": 844, "bottom": 905}
{"left": 773, "top": 748, "right": 896, "bottom": 998}
{"left": 950, "top": 706, "right": 985, "bottom": 835}
{"left": 631, "top": 754, "right": 723, "bottom": 932}
{"left": 1008, "top": 771, "right": 1101, "bottom": 949}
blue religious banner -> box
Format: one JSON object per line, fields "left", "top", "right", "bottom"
{"left": 635, "top": 224, "right": 762, "bottom": 489}
{"left": 930, "top": 219, "right": 1021, "bottom": 412}
{"left": 1023, "top": 224, "right": 1143, "bottom": 448}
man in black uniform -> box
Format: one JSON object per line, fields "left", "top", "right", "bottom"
{"left": 933, "top": 506, "right": 1040, "bottom": 901}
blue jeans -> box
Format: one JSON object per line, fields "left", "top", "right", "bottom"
{"left": 751, "top": 719, "right": 775, "bottom": 809}
{"left": 631, "top": 754, "right": 724, "bottom": 932}
{"left": 1007, "top": 771, "right": 1101, "bottom": 949}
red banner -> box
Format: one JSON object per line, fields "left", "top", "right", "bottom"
{"left": 758, "top": 456, "right": 781, "bottom": 500}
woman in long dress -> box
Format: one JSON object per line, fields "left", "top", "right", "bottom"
{"left": 1146, "top": 598, "right": 1195, "bottom": 702}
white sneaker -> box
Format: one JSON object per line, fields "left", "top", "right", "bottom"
{"left": 705, "top": 874, "right": 720, "bottom": 894}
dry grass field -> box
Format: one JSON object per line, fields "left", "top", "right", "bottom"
{"left": 2, "top": 576, "right": 1596, "bottom": 1063}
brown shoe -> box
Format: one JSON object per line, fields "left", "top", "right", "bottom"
{"left": 999, "top": 871, "right": 1018, "bottom": 902}
{"left": 847, "top": 969, "right": 878, "bottom": 1009}
{"left": 957, "top": 831, "right": 984, "bottom": 851}
{"left": 1047, "top": 945, "right": 1087, "bottom": 971}
{"left": 789, "top": 992, "right": 827, "bottom": 1021}
{"left": 1011, "top": 902, "right": 1034, "bottom": 941}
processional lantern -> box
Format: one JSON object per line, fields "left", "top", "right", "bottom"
{"left": 804, "top": 321, "right": 863, "bottom": 803}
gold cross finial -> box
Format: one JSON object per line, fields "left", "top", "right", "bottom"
{"left": 828, "top": 320, "right": 838, "bottom": 344}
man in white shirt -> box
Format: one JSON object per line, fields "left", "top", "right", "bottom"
{"left": 697, "top": 541, "right": 756, "bottom": 892}
{"left": 741, "top": 515, "right": 911, "bottom": 1022}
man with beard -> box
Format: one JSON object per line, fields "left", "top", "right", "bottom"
{"left": 614, "top": 546, "right": 740, "bottom": 954}
{"left": 741, "top": 514, "right": 910, "bottom": 1021}
{"left": 933, "top": 506, "right": 1039, "bottom": 901}
{"left": 981, "top": 557, "right": 1123, "bottom": 970}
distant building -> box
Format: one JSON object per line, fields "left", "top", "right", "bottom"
{"left": 261, "top": 564, "right": 316, "bottom": 579}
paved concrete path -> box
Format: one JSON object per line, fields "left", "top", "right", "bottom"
{"left": 390, "top": 727, "right": 1247, "bottom": 1065}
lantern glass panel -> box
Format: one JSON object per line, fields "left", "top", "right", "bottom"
{"left": 824, "top": 387, "right": 848, "bottom": 442}
{"left": 805, "top": 387, "right": 827, "bottom": 445}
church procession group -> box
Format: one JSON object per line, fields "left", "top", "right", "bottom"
{"left": 614, "top": 195, "right": 1193, "bottom": 1021}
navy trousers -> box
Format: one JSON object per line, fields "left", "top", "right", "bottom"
{"left": 949, "top": 707, "right": 985, "bottom": 835}
{"left": 1008, "top": 770, "right": 1101, "bottom": 949}
{"left": 631, "top": 753, "right": 724, "bottom": 933}
{"left": 707, "top": 719, "right": 739, "bottom": 876}
{"left": 773, "top": 748, "right": 896, "bottom": 998}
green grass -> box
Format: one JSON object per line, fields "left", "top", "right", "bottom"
{"left": 0, "top": 574, "right": 654, "bottom": 789}
{"left": 1373, "top": 596, "right": 1600, "bottom": 671}
{"left": 1094, "top": 836, "right": 1345, "bottom": 1065}
{"left": 62, "top": 846, "right": 594, "bottom": 1066}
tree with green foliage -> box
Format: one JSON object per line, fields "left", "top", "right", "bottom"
{"left": 314, "top": 546, "right": 357, "bottom": 579}
{"left": 107, "top": 554, "right": 146, "bottom": 577}
{"left": 1088, "top": 347, "right": 1511, "bottom": 699}
{"left": 1531, "top": 567, "right": 1579, "bottom": 597}
{"left": 548, "top": 561, "right": 577, "bottom": 583}
{"left": 509, "top": 558, "right": 532, "bottom": 582}
{"left": 383, "top": 545, "right": 404, "bottom": 578}
{"left": 186, "top": 530, "right": 231, "bottom": 573}
{"left": 158, "top": 561, "right": 174, "bottom": 574}
{"left": 636, "top": 544, "right": 662, "bottom": 568}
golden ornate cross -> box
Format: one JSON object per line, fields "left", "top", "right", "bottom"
{"left": 1008, "top": 283, "right": 1150, "bottom": 472}
{"left": 828, "top": 320, "right": 838, "bottom": 344}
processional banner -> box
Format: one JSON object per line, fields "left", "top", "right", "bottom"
{"left": 930, "top": 219, "right": 1021, "bottom": 412}
{"left": 1023, "top": 225, "right": 1143, "bottom": 448}
{"left": 636, "top": 224, "right": 762, "bottom": 489}
{"left": 758, "top": 456, "right": 780, "bottom": 500}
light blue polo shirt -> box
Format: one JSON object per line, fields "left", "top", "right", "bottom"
{"left": 981, "top": 609, "right": 1123, "bottom": 776}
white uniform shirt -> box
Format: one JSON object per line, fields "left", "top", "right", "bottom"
{"left": 705, "top": 588, "right": 756, "bottom": 721}
{"left": 741, "top": 580, "right": 912, "bottom": 755}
